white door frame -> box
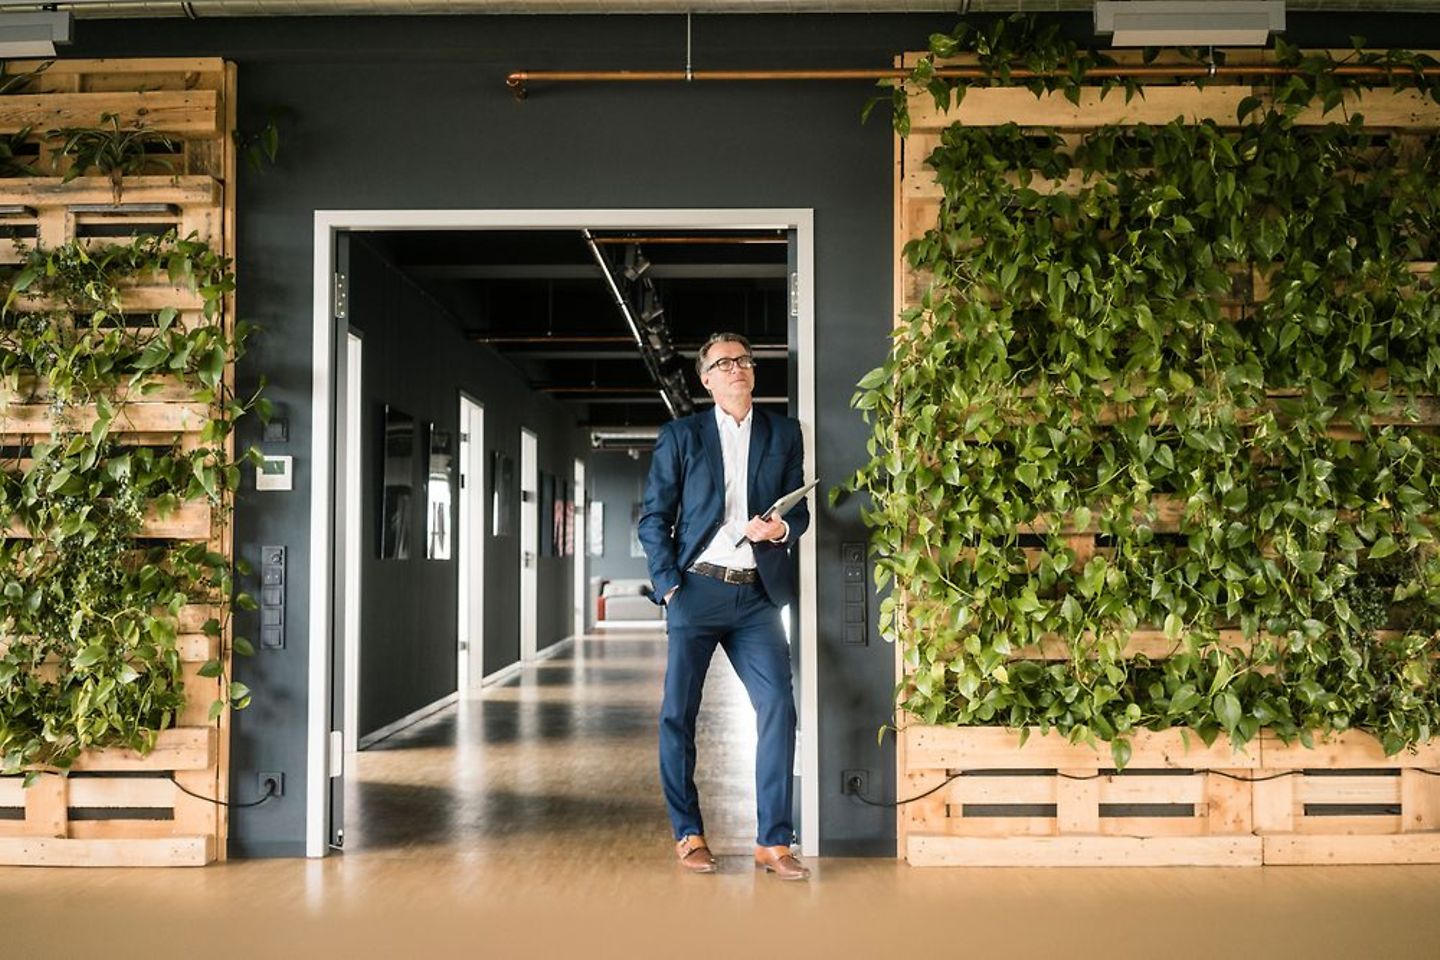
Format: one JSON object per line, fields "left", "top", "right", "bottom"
{"left": 573, "top": 458, "right": 586, "bottom": 635}
{"left": 341, "top": 332, "right": 363, "bottom": 754}
{"left": 519, "top": 428, "right": 539, "bottom": 663}
{"left": 457, "top": 394, "right": 485, "bottom": 693}
{"left": 310, "top": 209, "right": 818, "bottom": 859}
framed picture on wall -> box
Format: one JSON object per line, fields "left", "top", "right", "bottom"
{"left": 379, "top": 404, "right": 416, "bottom": 560}
{"left": 563, "top": 485, "right": 575, "bottom": 558}
{"left": 491, "top": 451, "right": 515, "bottom": 538}
{"left": 426, "top": 423, "right": 453, "bottom": 561}
{"left": 540, "top": 472, "right": 554, "bottom": 556}
{"left": 554, "top": 480, "right": 569, "bottom": 558}
{"left": 629, "top": 502, "right": 645, "bottom": 558}
{"left": 588, "top": 501, "right": 604, "bottom": 557}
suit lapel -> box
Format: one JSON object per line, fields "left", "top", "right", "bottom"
{"left": 746, "top": 407, "right": 771, "bottom": 514}
{"left": 699, "top": 411, "right": 725, "bottom": 500}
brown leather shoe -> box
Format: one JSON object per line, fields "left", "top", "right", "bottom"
{"left": 754, "top": 844, "right": 810, "bottom": 881}
{"left": 676, "top": 834, "right": 717, "bottom": 874}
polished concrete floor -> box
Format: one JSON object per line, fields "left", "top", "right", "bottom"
{"left": 4, "top": 629, "right": 1440, "bottom": 960}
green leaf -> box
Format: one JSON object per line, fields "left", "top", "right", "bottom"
{"left": 1215, "top": 692, "right": 1243, "bottom": 730}
{"left": 1368, "top": 536, "right": 1399, "bottom": 560}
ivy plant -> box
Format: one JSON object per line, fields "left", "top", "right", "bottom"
{"left": 846, "top": 17, "right": 1440, "bottom": 768}
{"left": 0, "top": 231, "right": 265, "bottom": 777}
{"left": 48, "top": 113, "right": 179, "bottom": 202}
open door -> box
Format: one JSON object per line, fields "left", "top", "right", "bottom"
{"left": 573, "top": 458, "right": 586, "bottom": 635}
{"left": 520, "top": 429, "right": 538, "bottom": 661}
{"left": 458, "top": 396, "right": 485, "bottom": 690}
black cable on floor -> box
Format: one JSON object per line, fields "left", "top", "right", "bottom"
{"left": 168, "top": 774, "right": 276, "bottom": 809}
{"left": 848, "top": 767, "right": 1440, "bottom": 807}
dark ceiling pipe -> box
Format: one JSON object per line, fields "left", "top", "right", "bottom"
{"left": 507, "top": 63, "right": 1440, "bottom": 98}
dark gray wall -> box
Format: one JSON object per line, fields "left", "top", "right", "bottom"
{"left": 587, "top": 451, "right": 654, "bottom": 586}
{"left": 71, "top": 10, "right": 1440, "bottom": 858}
{"left": 348, "top": 237, "right": 580, "bottom": 739}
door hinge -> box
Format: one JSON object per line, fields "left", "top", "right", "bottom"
{"left": 329, "top": 730, "right": 344, "bottom": 778}
{"left": 333, "top": 272, "right": 349, "bottom": 321}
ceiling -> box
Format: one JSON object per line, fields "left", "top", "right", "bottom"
{"left": 365, "top": 229, "right": 791, "bottom": 438}
{"left": 14, "top": 0, "right": 1440, "bottom": 18}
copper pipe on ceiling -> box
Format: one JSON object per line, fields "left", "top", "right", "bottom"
{"left": 507, "top": 63, "right": 1440, "bottom": 96}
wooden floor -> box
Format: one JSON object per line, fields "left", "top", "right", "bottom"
{"left": 4, "top": 629, "right": 1440, "bottom": 959}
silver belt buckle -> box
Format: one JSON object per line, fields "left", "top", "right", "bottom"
{"left": 725, "top": 567, "right": 745, "bottom": 584}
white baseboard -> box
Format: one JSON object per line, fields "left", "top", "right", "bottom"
{"left": 356, "top": 691, "right": 459, "bottom": 750}
{"left": 596, "top": 620, "right": 667, "bottom": 630}
{"left": 476, "top": 637, "right": 578, "bottom": 690}
{"left": 480, "top": 659, "right": 523, "bottom": 687}
{"left": 534, "top": 636, "right": 576, "bottom": 661}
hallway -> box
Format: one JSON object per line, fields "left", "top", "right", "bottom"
{"left": 346, "top": 628, "right": 765, "bottom": 859}
{"left": 3, "top": 630, "right": 1440, "bottom": 959}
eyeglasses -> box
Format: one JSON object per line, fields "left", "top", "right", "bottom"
{"left": 704, "top": 355, "right": 757, "bottom": 374}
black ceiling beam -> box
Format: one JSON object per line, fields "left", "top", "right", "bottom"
{"left": 412, "top": 264, "right": 787, "bottom": 280}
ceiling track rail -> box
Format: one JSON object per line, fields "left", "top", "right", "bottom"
{"left": 506, "top": 63, "right": 1440, "bottom": 98}
{"left": 582, "top": 228, "right": 693, "bottom": 419}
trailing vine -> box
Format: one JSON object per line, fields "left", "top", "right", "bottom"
{"left": 847, "top": 17, "right": 1440, "bottom": 767}
{"left": 0, "top": 231, "right": 264, "bottom": 777}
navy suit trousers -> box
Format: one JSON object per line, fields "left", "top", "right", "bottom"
{"left": 659, "top": 572, "right": 796, "bottom": 848}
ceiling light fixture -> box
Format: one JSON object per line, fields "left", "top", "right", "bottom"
{"left": 0, "top": 10, "right": 72, "bottom": 57}
{"left": 1094, "top": 2, "right": 1285, "bottom": 48}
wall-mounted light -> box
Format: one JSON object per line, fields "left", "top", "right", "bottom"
{"left": 1094, "top": 2, "right": 1285, "bottom": 47}
{"left": 0, "top": 11, "right": 72, "bottom": 57}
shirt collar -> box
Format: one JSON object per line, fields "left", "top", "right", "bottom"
{"left": 714, "top": 403, "right": 753, "bottom": 433}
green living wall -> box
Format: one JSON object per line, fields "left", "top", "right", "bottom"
{"left": 847, "top": 18, "right": 1440, "bottom": 767}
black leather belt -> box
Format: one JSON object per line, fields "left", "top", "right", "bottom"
{"left": 688, "top": 562, "right": 758, "bottom": 584}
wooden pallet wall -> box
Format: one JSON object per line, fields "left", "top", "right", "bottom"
{"left": 893, "top": 50, "right": 1440, "bottom": 867}
{"left": 0, "top": 58, "right": 237, "bottom": 868}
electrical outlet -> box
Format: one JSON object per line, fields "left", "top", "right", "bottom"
{"left": 258, "top": 771, "right": 284, "bottom": 799}
{"left": 842, "top": 769, "right": 869, "bottom": 798}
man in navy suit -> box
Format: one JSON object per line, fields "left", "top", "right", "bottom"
{"left": 639, "top": 331, "right": 811, "bottom": 881}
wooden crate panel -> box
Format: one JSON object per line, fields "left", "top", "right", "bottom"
{"left": 0, "top": 175, "right": 220, "bottom": 208}
{"left": 1, "top": 58, "right": 227, "bottom": 93}
{"left": 904, "top": 726, "right": 1261, "bottom": 770}
{"left": 909, "top": 834, "right": 1263, "bottom": 867}
{"left": 1260, "top": 732, "right": 1440, "bottom": 769}
{"left": 0, "top": 91, "right": 220, "bottom": 137}
{"left": 6, "top": 501, "right": 211, "bottom": 540}
{"left": 0, "top": 401, "right": 208, "bottom": 437}
{"left": 0, "top": 58, "right": 233, "bottom": 869}
{"left": 1263, "top": 833, "right": 1440, "bottom": 865}
{"left": 0, "top": 835, "right": 212, "bottom": 867}
{"left": 908, "top": 86, "right": 1253, "bottom": 133}
{"left": 68, "top": 726, "right": 214, "bottom": 772}
{"left": 10, "top": 285, "right": 208, "bottom": 314}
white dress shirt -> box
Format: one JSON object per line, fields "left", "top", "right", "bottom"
{"left": 693, "top": 404, "right": 758, "bottom": 570}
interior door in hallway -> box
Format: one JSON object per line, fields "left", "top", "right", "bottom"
{"left": 520, "top": 429, "right": 538, "bottom": 661}
{"left": 458, "top": 396, "right": 485, "bottom": 689}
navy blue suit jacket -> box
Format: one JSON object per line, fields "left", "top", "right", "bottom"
{"left": 639, "top": 406, "right": 809, "bottom": 610}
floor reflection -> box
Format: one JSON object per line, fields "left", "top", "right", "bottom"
{"left": 346, "top": 630, "right": 760, "bottom": 856}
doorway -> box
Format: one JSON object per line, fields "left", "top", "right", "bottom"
{"left": 309, "top": 209, "right": 817, "bottom": 859}
{"left": 457, "top": 395, "right": 486, "bottom": 692}
{"left": 519, "top": 428, "right": 539, "bottom": 663}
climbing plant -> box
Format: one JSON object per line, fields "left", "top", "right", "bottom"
{"left": 0, "top": 231, "right": 265, "bottom": 777}
{"left": 846, "top": 16, "right": 1440, "bottom": 767}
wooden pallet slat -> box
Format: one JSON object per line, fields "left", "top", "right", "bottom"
{"left": 0, "top": 835, "right": 212, "bottom": 867}
{"left": 0, "top": 91, "right": 220, "bottom": 137}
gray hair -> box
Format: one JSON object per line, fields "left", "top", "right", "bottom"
{"left": 695, "top": 331, "right": 752, "bottom": 377}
